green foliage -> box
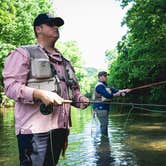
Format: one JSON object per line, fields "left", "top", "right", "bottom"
{"left": 107, "top": 0, "right": 166, "bottom": 104}
{"left": 1, "top": 92, "right": 14, "bottom": 107}
{"left": 0, "top": 0, "right": 52, "bottom": 45}
{"left": 81, "top": 67, "right": 98, "bottom": 98}
{"left": 0, "top": 0, "right": 16, "bottom": 40}
{"left": 0, "top": 42, "right": 15, "bottom": 89}
{"left": 57, "top": 40, "right": 83, "bottom": 68}
{"left": 105, "top": 49, "right": 118, "bottom": 68}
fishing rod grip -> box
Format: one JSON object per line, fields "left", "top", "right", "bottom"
{"left": 63, "top": 99, "right": 72, "bottom": 103}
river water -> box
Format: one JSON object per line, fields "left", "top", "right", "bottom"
{"left": 0, "top": 106, "right": 166, "bottom": 166}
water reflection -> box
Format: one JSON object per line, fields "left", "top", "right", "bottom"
{"left": 90, "top": 114, "right": 115, "bottom": 166}
{"left": 1, "top": 107, "right": 166, "bottom": 166}
{"left": 94, "top": 135, "right": 114, "bottom": 166}
{"left": 0, "top": 108, "right": 19, "bottom": 166}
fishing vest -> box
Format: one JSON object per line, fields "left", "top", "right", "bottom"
{"left": 21, "top": 44, "right": 77, "bottom": 100}
{"left": 92, "top": 82, "right": 112, "bottom": 102}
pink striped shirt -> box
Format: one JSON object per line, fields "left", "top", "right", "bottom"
{"left": 3, "top": 46, "right": 83, "bottom": 135}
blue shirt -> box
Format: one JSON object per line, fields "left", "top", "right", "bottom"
{"left": 93, "top": 81, "right": 119, "bottom": 110}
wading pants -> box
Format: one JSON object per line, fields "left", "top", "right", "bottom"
{"left": 17, "top": 128, "right": 69, "bottom": 166}
{"left": 95, "top": 110, "right": 109, "bottom": 136}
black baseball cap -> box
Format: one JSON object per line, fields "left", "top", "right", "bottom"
{"left": 98, "top": 71, "right": 109, "bottom": 77}
{"left": 33, "top": 13, "right": 64, "bottom": 27}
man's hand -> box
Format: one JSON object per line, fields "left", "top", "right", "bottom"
{"left": 33, "top": 89, "right": 64, "bottom": 105}
{"left": 119, "top": 88, "right": 131, "bottom": 93}
{"left": 113, "top": 91, "right": 121, "bottom": 97}
{"left": 114, "top": 88, "right": 131, "bottom": 97}
{"left": 79, "top": 96, "right": 89, "bottom": 109}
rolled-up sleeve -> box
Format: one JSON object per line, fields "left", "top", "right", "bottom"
{"left": 71, "top": 83, "right": 83, "bottom": 108}
{"left": 3, "top": 47, "right": 34, "bottom": 103}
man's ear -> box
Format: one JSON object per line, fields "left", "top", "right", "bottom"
{"left": 35, "top": 26, "right": 42, "bottom": 34}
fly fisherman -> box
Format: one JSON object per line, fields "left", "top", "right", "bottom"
{"left": 93, "top": 71, "right": 130, "bottom": 136}
{"left": 3, "top": 13, "right": 89, "bottom": 166}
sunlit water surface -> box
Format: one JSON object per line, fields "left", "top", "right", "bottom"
{"left": 0, "top": 107, "right": 166, "bottom": 166}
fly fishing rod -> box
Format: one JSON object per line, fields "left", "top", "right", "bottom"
{"left": 62, "top": 100, "right": 166, "bottom": 107}
{"left": 40, "top": 80, "right": 166, "bottom": 115}
{"left": 128, "top": 80, "right": 166, "bottom": 92}
{"left": 40, "top": 99, "right": 166, "bottom": 115}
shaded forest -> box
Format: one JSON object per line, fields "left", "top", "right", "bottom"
{"left": 106, "top": 0, "right": 166, "bottom": 105}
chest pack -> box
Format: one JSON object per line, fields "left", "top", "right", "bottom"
{"left": 22, "top": 45, "right": 77, "bottom": 99}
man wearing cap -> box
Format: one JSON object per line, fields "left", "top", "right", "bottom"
{"left": 93, "top": 71, "right": 129, "bottom": 136}
{"left": 3, "top": 13, "right": 89, "bottom": 166}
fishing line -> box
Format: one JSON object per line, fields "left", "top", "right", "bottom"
{"left": 123, "top": 104, "right": 135, "bottom": 128}
{"left": 72, "top": 58, "right": 166, "bottom": 69}
{"left": 125, "top": 57, "right": 166, "bottom": 63}
{"left": 129, "top": 106, "right": 166, "bottom": 113}
{"left": 91, "top": 107, "right": 100, "bottom": 137}
{"left": 40, "top": 80, "right": 166, "bottom": 115}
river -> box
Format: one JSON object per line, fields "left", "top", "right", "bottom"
{"left": 0, "top": 106, "right": 166, "bottom": 166}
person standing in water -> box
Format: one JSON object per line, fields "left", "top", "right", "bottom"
{"left": 3, "top": 13, "right": 89, "bottom": 166}
{"left": 93, "top": 71, "right": 130, "bottom": 136}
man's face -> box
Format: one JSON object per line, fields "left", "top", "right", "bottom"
{"left": 99, "top": 75, "right": 107, "bottom": 82}
{"left": 35, "top": 21, "right": 60, "bottom": 40}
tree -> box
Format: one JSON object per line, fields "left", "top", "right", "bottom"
{"left": 107, "top": 0, "right": 166, "bottom": 104}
